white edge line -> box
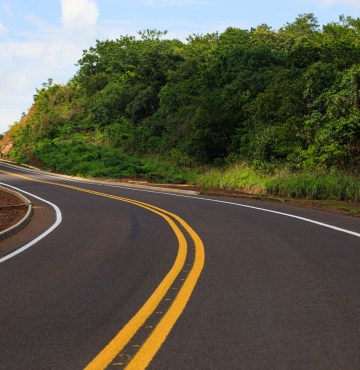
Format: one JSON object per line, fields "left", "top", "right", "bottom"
{"left": 1, "top": 162, "right": 359, "bottom": 238}
{"left": 101, "top": 185, "right": 360, "bottom": 238}
{"left": 0, "top": 182, "right": 62, "bottom": 264}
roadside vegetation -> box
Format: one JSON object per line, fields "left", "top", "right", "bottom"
{"left": 2, "top": 14, "right": 360, "bottom": 201}
{"left": 196, "top": 164, "right": 360, "bottom": 201}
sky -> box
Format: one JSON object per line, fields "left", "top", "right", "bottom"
{"left": 0, "top": 0, "right": 359, "bottom": 134}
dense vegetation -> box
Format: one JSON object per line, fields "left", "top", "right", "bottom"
{"left": 3, "top": 14, "right": 360, "bottom": 200}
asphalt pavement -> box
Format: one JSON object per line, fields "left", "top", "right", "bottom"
{"left": 0, "top": 162, "right": 359, "bottom": 369}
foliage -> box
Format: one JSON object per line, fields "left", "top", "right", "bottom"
{"left": 4, "top": 16, "right": 360, "bottom": 200}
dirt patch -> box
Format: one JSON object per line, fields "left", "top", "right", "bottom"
{"left": 0, "top": 189, "right": 28, "bottom": 232}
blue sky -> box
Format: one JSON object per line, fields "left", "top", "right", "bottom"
{"left": 0, "top": 0, "right": 359, "bottom": 134}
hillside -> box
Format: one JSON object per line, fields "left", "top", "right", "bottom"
{"left": 1, "top": 14, "right": 360, "bottom": 201}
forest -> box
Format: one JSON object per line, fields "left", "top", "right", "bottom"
{"left": 2, "top": 14, "right": 360, "bottom": 201}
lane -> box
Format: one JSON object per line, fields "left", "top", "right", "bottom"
{"left": 1, "top": 162, "right": 359, "bottom": 369}
{"left": 150, "top": 203, "right": 360, "bottom": 369}
{"left": 70, "top": 175, "right": 359, "bottom": 369}
{"left": 0, "top": 166, "right": 185, "bottom": 369}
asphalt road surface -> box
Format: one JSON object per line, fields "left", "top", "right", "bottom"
{"left": 0, "top": 161, "right": 359, "bottom": 370}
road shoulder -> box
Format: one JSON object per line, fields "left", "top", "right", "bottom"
{"left": 0, "top": 194, "right": 55, "bottom": 259}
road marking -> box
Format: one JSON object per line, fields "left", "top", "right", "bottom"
{"left": 0, "top": 169, "right": 205, "bottom": 370}
{"left": 124, "top": 206, "right": 205, "bottom": 370}
{"left": 101, "top": 187, "right": 360, "bottom": 238}
{"left": 84, "top": 203, "right": 188, "bottom": 370}
{"left": 0, "top": 182, "right": 62, "bottom": 264}
{"left": 1, "top": 161, "right": 359, "bottom": 238}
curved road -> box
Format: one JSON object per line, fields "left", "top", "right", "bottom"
{"left": 0, "top": 162, "right": 359, "bottom": 369}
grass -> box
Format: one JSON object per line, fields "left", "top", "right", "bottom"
{"left": 195, "top": 164, "right": 267, "bottom": 194}
{"left": 195, "top": 164, "right": 360, "bottom": 202}
{"left": 266, "top": 171, "right": 360, "bottom": 201}
{"left": 9, "top": 136, "right": 360, "bottom": 203}
{"left": 15, "top": 138, "right": 199, "bottom": 185}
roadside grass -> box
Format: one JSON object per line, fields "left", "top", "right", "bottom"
{"left": 194, "top": 164, "right": 267, "bottom": 194}
{"left": 9, "top": 136, "right": 360, "bottom": 203}
{"left": 195, "top": 164, "right": 360, "bottom": 202}
{"left": 266, "top": 171, "right": 360, "bottom": 201}
{"left": 22, "top": 139, "right": 198, "bottom": 184}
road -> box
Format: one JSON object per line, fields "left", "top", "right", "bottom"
{"left": 0, "top": 161, "right": 359, "bottom": 369}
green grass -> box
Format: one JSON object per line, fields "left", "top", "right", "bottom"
{"left": 17, "top": 138, "right": 198, "bottom": 184}
{"left": 195, "top": 164, "right": 267, "bottom": 194}
{"left": 10, "top": 136, "right": 360, "bottom": 202}
{"left": 195, "top": 164, "right": 360, "bottom": 202}
{"left": 266, "top": 171, "right": 360, "bottom": 201}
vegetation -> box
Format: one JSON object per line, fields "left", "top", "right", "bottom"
{"left": 196, "top": 165, "right": 360, "bottom": 201}
{"left": 3, "top": 15, "right": 360, "bottom": 201}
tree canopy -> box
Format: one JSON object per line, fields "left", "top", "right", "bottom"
{"left": 6, "top": 14, "right": 360, "bottom": 175}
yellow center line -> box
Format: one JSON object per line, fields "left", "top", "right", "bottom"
{"left": 1, "top": 169, "right": 205, "bottom": 369}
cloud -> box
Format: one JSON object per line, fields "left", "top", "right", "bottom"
{"left": 321, "top": 0, "right": 360, "bottom": 7}
{"left": 0, "top": 33, "right": 82, "bottom": 132}
{"left": 61, "top": 0, "right": 99, "bottom": 35}
{"left": 0, "top": 21, "right": 6, "bottom": 34}
{"left": 0, "top": 1, "right": 101, "bottom": 133}
{"left": 0, "top": 64, "right": 35, "bottom": 130}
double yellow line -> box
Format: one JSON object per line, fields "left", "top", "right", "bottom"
{"left": 0, "top": 169, "right": 205, "bottom": 369}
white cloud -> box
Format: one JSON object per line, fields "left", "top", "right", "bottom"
{"left": 0, "top": 33, "right": 82, "bottom": 132}
{"left": 0, "top": 1, "right": 101, "bottom": 133}
{"left": 61, "top": 0, "right": 99, "bottom": 35}
{"left": 0, "top": 21, "right": 6, "bottom": 34}
{"left": 322, "top": 0, "right": 360, "bottom": 7}
{"left": 0, "top": 67, "right": 33, "bottom": 130}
